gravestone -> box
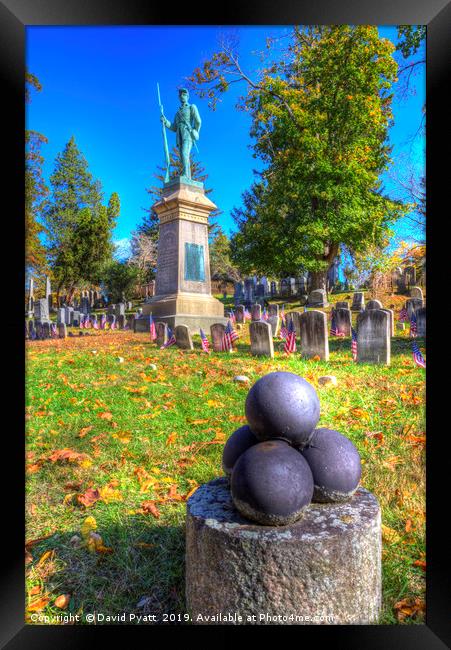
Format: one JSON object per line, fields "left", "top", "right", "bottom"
{"left": 356, "top": 310, "right": 390, "bottom": 365}
{"left": 107, "top": 314, "right": 116, "bottom": 328}
{"left": 156, "top": 322, "right": 168, "bottom": 347}
{"left": 416, "top": 308, "right": 426, "bottom": 337}
{"left": 255, "top": 284, "right": 265, "bottom": 300}
{"left": 249, "top": 321, "right": 274, "bottom": 358}
{"left": 81, "top": 297, "right": 90, "bottom": 315}
{"left": 210, "top": 323, "right": 226, "bottom": 352}
{"left": 268, "top": 304, "right": 279, "bottom": 318}
{"left": 34, "top": 299, "right": 50, "bottom": 323}
{"left": 381, "top": 308, "right": 395, "bottom": 337}
{"left": 42, "top": 322, "right": 50, "bottom": 339}
{"left": 251, "top": 304, "right": 261, "bottom": 321}
{"left": 186, "top": 479, "right": 381, "bottom": 625}
{"left": 334, "top": 308, "right": 352, "bottom": 337}
{"left": 115, "top": 303, "right": 125, "bottom": 318}
{"left": 65, "top": 307, "right": 74, "bottom": 326}
{"left": 244, "top": 278, "right": 255, "bottom": 306}
{"left": 351, "top": 292, "right": 365, "bottom": 311}
{"left": 366, "top": 299, "right": 383, "bottom": 310}
{"left": 404, "top": 266, "right": 416, "bottom": 289}
{"left": 107, "top": 304, "right": 116, "bottom": 315}
{"left": 58, "top": 323, "right": 67, "bottom": 338}
{"left": 27, "top": 276, "right": 34, "bottom": 316}
{"left": 270, "top": 281, "right": 278, "bottom": 297}
{"left": 234, "top": 282, "right": 244, "bottom": 305}
{"left": 335, "top": 301, "right": 349, "bottom": 310}
{"left": 299, "top": 310, "right": 329, "bottom": 360}
{"left": 268, "top": 314, "right": 280, "bottom": 338}
{"left": 406, "top": 298, "right": 423, "bottom": 319}
{"left": 286, "top": 311, "right": 301, "bottom": 337}
{"left": 175, "top": 324, "right": 194, "bottom": 350}
{"left": 410, "top": 286, "right": 423, "bottom": 301}
{"left": 117, "top": 314, "right": 125, "bottom": 329}
{"left": 72, "top": 311, "right": 81, "bottom": 327}
{"left": 280, "top": 278, "right": 289, "bottom": 298}
{"left": 57, "top": 308, "right": 65, "bottom": 325}
{"left": 307, "top": 289, "right": 328, "bottom": 308}
{"left": 133, "top": 315, "right": 150, "bottom": 333}
{"left": 127, "top": 301, "right": 133, "bottom": 311}
{"left": 235, "top": 305, "right": 245, "bottom": 324}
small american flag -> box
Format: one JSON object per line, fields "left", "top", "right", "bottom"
{"left": 279, "top": 323, "right": 289, "bottom": 340}
{"left": 351, "top": 327, "right": 358, "bottom": 361}
{"left": 330, "top": 312, "right": 345, "bottom": 337}
{"left": 79, "top": 316, "right": 85, "bottom": 329}
{"left": 244, "top": 308, "right": 251, "bottom": 321}
{"left": 93, "top": 317, "right": 99, "bottom": 330}
{"left": 161, "top": 327, "right": 176, "bottom": 349}
{"left": 200, "top": 328, "right": 210, "bottom": 353}
{"left": 399, "top": 306, "right": 408, "bottom": 322}
{"left": 229, "top": 310, "right": 236, "bottom": 323}
{"left": 284, "top": 318, "right": 296, "bottom": 355}
{"left": 100, "top": 314, "right": 107, "bottom": 329}
{"left": 410, "top": 312, "right": 417, "bottom": 337}
{"left": 149, "top": 314, "right": 157, "bottom": 341}
{"left": 85, "top": 317, "right": 91, "bottom": 329}
{"left": 262, "top": 308, "right": 269, "bottom": 321}
{"left": 221, "top": 320, "right": 238, "bottom": 351}
{"left": 412, "top": 341, "right": 426, "bottom": 368}
{"left": 280, "top": 306, "right": 286, "bottom": 323}
{"left": 51, "top": 323, "right": 57, "bottom": 338}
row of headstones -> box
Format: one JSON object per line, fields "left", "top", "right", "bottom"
{"left": 233, "top": 304, "right": 425, "bottom": 363}
{"left": 392, "top": 265, "right": 418, "bottom": 292}
{"left": 56, "top": 302, "right": 134, "bottom": 326}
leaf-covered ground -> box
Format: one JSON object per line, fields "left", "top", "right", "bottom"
{"left": 25, "top": 293, "right": 425, "bottom": 625}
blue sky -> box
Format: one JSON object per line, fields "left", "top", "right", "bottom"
{"left": 26, "top": 26, "right": 425, "bottom": 258}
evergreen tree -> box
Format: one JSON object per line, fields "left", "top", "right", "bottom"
{"left": 43, "top": 136, "right": 118, "bottom": 302}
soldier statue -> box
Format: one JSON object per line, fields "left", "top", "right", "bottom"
{"left": 160, "top": 88, "right": 201, "bottom": 180}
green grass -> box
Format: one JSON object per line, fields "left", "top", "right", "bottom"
{"left": 26, "top": 292, "right": 425, "bottom": 625}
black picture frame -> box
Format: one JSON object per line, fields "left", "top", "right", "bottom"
{"left": 2, "top": 0, "right": 449, "bottom": 646}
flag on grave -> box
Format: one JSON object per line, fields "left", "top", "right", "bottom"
{"left": 200, "top": 328, "right": 210, "bottom": 353}
{"left": 412, "top": 340, "right": 426, "bottom": 368}
{"left": 284, "top": 317, "right": 296, "bottom": 355}
{"left": 410, "top": 312, "right": 417, "bottom": 337}
{"left": 161, "top": 327, "right": 176, "bottom": 349}
{"left": 149, "top": 314, "right": 157, "bottom": 341}
{"left": 330, "top": 311, "right": 345, "bottom": 337}
{"left": 399, "top": 306, "right": 408, "bottom": 322}
{"left": 221, "top": 319, "right": 239, "bottom": 352}
{"left": 351, "top": 327, "right": 358, "bottom": 361}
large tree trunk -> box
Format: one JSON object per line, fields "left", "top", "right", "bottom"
{"left": 310, "top": 270, "right": 328, "bottom": 292}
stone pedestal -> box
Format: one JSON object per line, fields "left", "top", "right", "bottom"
{"left": 186, "top": 478, "right": 381, "bottom": 625}
{"left": 142, "top": 178, "right": 227, "bottom": 332}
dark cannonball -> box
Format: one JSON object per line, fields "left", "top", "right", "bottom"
{"left": 245, "top": 372, "right": 320, "bottom": 448}
{"left": 301, "top": 428, "right": 362, "bottom": 503}
{"left": 231, "top": 440, "right": 314, "bottom": 525}
{"left": 222, "top": 425, "right": 259, "bottom": 477}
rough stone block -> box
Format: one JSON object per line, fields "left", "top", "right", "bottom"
{"left": 186, "top": 478, "right": 381, "bottom": 625}
{"left": 299, "top": 310, "right": 329, "bottom": 360}
{"left": 175, "top": 324, "right": 194, "bottom": 350}
{"left": 250, "top": 321, "right": 274, "bottom": 358}
{"left": 210, "top": 323, "right": 226, "bottom": 352}
{"left": 356, "top": 310, "right": 390, "bottom": 365}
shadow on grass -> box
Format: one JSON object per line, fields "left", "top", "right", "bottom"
{"left": 28, "top": 520, "right": 188, "bottom": 624}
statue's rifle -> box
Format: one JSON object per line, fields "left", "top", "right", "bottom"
{"left": 157, "top": 82, "right": 170, "bottom": 183}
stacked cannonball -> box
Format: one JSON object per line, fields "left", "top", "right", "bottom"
{"left": 222, "top": 371, "right": 362, "bottom": 526}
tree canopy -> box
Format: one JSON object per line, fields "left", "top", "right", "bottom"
{"left": 188, "top": 26, "right": 408, "bottom": 288}
{"left": 43, "top": 136, "right": 119, "bottom": 300}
